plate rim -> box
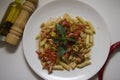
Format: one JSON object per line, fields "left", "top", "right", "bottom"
{"left": 22, "top": 0, "right": 111, "bottom": 80}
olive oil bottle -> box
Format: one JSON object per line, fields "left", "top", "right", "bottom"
{"left": 0, "top": 0, "right": 23, "bottom": 41}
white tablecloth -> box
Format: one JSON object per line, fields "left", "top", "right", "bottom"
{"left": 0, "top": 0, "right": 120, "bottom": 80}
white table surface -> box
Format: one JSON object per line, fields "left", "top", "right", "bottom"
{"left": 0, "top": 0, "right": 120, "bottom": 80}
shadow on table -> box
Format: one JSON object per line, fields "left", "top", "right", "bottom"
{"left": 23, "top": 55, "right": 44, "bottom": 80}
{"left": 110, "top": 46, "right": 120, "bottom": 58}
{"left": 89, "top": 46, "right": 120, "bottom": 80}
{"left": 89, "top": 74, "right": 98, "bottom": 80}
{"left": 0, "top": 40, "right": 20, "bottom": 53}
{"left": 0, "top": 41, "right": 5, "bottom": 47}
{"left": 19, "top": 46, "right": 120, "bottom": 80}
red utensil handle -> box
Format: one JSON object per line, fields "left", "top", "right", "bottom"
{"left": 98, "top": 41, "right": 120, "bottom": 80}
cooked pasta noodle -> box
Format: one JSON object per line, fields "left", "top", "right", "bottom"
{"left": 36, "top": 13, "right": 95, "bottom": 74}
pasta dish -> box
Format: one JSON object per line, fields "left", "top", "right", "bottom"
{"left": 36, "top": 13, "right": 95, "bottom": 74}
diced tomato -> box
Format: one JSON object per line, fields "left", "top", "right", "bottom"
{"left": 64, "top": 53, "right": 70, "bottom": 58}
{"left": 37, "top": 49, "right": 57, "bottom": 73}
{"left": 68, "top": 24, "right": 84, "bottom": 37}
{"left": 44, "top": 49, "right": 57, "bottom": 62}
{"left": 59, "top": 19, "right": 70, "bottom": 27}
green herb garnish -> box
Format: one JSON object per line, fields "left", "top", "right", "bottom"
{"left": 57, "top": 45, "right": 67, "bottom": 57}
{"left": 56, "top": 23, "right": 66, "bottom": 38}
{"left": 55, "top": 23, "right": 76, "bottom": 57}
{"left": 54, "top": 37, "right": 61, "bottom": 44}
{"left": 67, "top": 37, "right": 76, "bottom": 43}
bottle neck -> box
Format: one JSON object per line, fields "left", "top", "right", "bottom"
{"left": 14, "top": 0, "right": 23, "bottom": 3}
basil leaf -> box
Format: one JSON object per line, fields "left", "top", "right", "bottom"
{"left": 56, "top": 23, "right": 66, "bottom": 38}
{"left": 67, "top": 37, "right": 76, "bottom": 43}
{"left": 57, "top": 45, "right": 66, "bottom": 57}
{"left": 54, "top": 38, "right": 61, "bottom": 44}
{"left": 63, "top": 39, "right": 68, "bottom": 45}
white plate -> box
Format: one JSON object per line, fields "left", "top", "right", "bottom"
{"left": 23, "top": 0, "right": 110, "bottom": 80}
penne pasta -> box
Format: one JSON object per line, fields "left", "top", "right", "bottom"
{"left": 39, "top": 38, "right": 47, "bottom": 47}
{"left": 86, "top": 21, "right": 96, "bottom": 33}
{"left": 84, "top": 29, "right": 93, "bottom": 35}
{"left": 53, "top": 65, "right": 64, "bottom": 70}
{"left": 83, "top": 48, "right": 91, "bottom": 53}
{"left": 62, "top": 56, "right": 69, "bottom": 64}
{"left": 85, "top": 34, "right": 90, "bottom": 46}
{"left": 72, "top": 64, "right": 77, "bottom": 69}
{"left": 73, "top": 44, "right": 79, "bottom": 52}
{"left": 44, "top": 21, "right": 55, "bottom": 28}
{"left": 77, "top": 60, "right": 91, "bottom": 68}
{"left": 59, "top": 61, "right": 70, "bottom": 71}
{"left": 84, "top": 53, "right": 91, "bottom": 59}
{"left": 79, "top": 48, "right": 84, "bottom": 53}
{"left": 41, "top": 62, "right": 45, "bottom": 69}
{"left": 68, "top": 55, "right": 74, "bottom": 61}
{"left": 63, "top": 13, "right": 74, "bottom": 24}
{"left": 39, "top": 47, "right": 44, "bottom": 53}
{"left": 89, "top": 35, "right": 94, "bottom": 45}
{"left": 35, "top": 34, "right": 40, "bottom": 40}
{"left": 40, "top": 22, "right": 45, "bottom": 28}
{"left": 76, "top": 16, "right": 86, "bottom": 25}
{"left": 36, "top": 13, "right": 95, "bottom": 74}
{"left": 73, "top": 18, "right": 80, "bottom": 24}
{"left": 69, "top": 62, "right": 77, "bottom": 69}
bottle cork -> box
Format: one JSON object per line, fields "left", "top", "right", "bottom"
{"left": 5, "top": 0, "right": 38, "bottom": 45}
